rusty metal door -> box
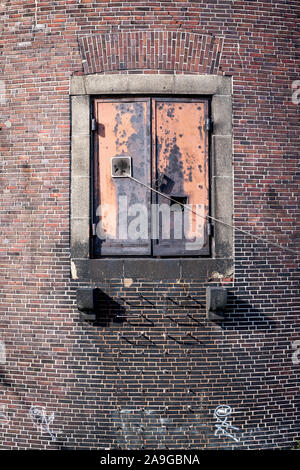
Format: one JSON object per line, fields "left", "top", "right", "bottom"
{"left": 93, "top": 98, "right": 151, "bottom": 256}
{"left": 152, "top": 99, "right": 210, "bottom": 256}
{"left": 93, "top": 97, "right": 210, "bottom": 257}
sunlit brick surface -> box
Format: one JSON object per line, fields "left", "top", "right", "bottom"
{"left": 0, "top": 0, "right": 299, "bottom": 449}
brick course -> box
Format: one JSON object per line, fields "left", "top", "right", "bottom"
{"left": 0, "top": 0, "right": 299, "bottom": 449}
{"left": 78, "top": 31, "right": 224, "bottom": 74}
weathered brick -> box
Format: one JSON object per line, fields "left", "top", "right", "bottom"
{"left": 0, "top": 0, "right": 299, "bottom": 451}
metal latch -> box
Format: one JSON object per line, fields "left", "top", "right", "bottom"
{"left": 91, "top": 118, "right": 97, "bottom": 131}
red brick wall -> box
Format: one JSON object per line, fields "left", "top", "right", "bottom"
{"left": 0, "top": 0, "right": 299, "bottom": 449}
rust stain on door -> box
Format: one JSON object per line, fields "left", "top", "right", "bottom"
{"left": 94, "top": 99, "right": 151, "bottom": 256}
{"left": 93, "top": 97, "right": 210, "bottom": 257}
{"left": 153, "top": 99, "right": 209, "bottom": 255}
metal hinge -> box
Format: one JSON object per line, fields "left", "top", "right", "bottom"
{"left": 207, "top": 223, "right": 213, "bottom": 237}
{"left": 205, "top": 117, "right": 213, "bottom": 132}
{"left": 91, "top": 118, "right": 97, "bottom": 131}
{"left": 92, "top": 223, "right": 96, "bottom": 236}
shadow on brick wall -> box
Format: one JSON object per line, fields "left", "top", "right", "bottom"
{"left": 92, "top": 289, "right": 126, "bottom": 327}
{"left": 221, "top": 293, "right": 278, "bottom": 331}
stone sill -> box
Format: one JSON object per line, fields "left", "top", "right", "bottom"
{"left": 71, "top": 258, "right": 234, "bottom": 281}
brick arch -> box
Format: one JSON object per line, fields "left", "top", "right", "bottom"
{"left": 78, "top": 31, "right": 224, "bottom": 75}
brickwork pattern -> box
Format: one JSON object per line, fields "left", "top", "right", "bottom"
{"left": 78, "top": 31, "right": 224, "bottom": 74}
{"left": 0, "top": 0, "right": 299, "bottom": 449}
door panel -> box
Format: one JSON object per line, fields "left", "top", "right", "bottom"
{"left": 152, "top": 99, "right": 210, "bottom": 256}
{"left": 94, "top": 99, "right": 151, "bottom": 256}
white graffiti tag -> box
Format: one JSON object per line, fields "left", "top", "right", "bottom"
{"left": 214, "top": 405, "right": 240, "bottom": 442}
{"left": 292, "top": 80, "right": 300, "bottom": 105}
{"left": 29, "top": 406, "right": 56, "bottom": 441}
{"left": 292, "top": 340, "right": 300, "bottom": 365}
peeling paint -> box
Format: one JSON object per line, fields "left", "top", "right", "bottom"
{"left": 94, "top": 98, "right": 151, "bottom": 255}
{"left": 153, "top": 99, "right": 209, "bottom": 255}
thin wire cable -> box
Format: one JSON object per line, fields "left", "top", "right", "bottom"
{"left": 128, "top": 175, "right": 298, "bottom": 255}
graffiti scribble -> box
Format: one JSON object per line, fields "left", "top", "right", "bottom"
{"left": 29, "top": 405, "right": 56, "bottom": 441}
{"left": 214, "top": 405, "right": 240, "bottom": 442}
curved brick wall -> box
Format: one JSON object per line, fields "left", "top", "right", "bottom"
{"left": 0, "top": 0, "right": 299, "bottom": 449}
